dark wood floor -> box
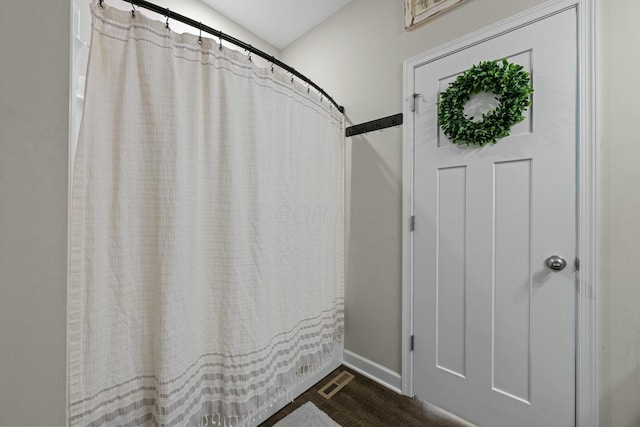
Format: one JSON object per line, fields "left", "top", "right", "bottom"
{"left": 259, "top": 366, "right": 463, "bottom": 427}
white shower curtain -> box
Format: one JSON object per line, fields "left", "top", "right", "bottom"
{"left": 68, "top": 3, "right": 344, "bottom": 426}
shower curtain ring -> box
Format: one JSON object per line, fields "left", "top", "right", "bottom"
{"left": 130, "top": 0, "right": 136, "bottom": 17}
{"left": 247, "top": 45, "right": 252, "bottom": 62}
{"left": 198, "top": 22, "right": 203, "bottom": 45}
{"left": 270, "top": 56, "right": 275, "bottom": 73}
{"left": 98, "top": 0, "right": 105, "bottom": 9}
{"left": 218, "top": 31, "right": 223, "bottom": 50}
{"left": 165, "top": 8, "right": 170, "bottom": 29}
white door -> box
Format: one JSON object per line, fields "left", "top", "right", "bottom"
{"left": 412, "top": 9, "right": 576, "bottom": 427}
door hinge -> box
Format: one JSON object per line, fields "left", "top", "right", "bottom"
{"left": 575, "top": 257, "right": 580, "bottom": 271}
{"left": 411, "top": 93, "right": 419, "bottom": 112}
{"left": 410, "top": 335, "right": 415, "bottom": 351}
{"left": 410, "top": 215, "right": 415, "bottom": 232}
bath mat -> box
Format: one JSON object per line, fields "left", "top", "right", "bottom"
{"left": 272, "top": 402, "right": 340, "bottom": 427}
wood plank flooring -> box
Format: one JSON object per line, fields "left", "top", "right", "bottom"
{"left": 259, "top": 366, "right": 463, "bottom": 427}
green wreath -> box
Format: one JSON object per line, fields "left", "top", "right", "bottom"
{"left": 437, "top": 59, "right": 533, "bottom": 146}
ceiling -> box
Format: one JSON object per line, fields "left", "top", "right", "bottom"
{"left": 200, "top": 0, "right": 353, "bottom": 50}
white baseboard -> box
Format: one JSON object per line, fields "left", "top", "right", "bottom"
{"left": 343, "top": 349, "right": 402, "bottom": 394}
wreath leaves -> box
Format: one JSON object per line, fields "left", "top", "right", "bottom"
{"left": 437, "top": 58, "right": 534, "bottom": 146}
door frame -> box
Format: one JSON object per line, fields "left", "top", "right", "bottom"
{"left": 401, "top": 0, "right": 600, "bottom": 426}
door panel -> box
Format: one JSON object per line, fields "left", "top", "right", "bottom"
{"left": 412, "top": 9, "right": 576, "bottom": 427}
{"left": 493, "top": 158, "right": 532, "bottom": 403}
{"left": 436, "top": 165, "right": 467, "bottom": 378}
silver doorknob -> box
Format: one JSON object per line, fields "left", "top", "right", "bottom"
{"left": 545, "top": 255, "right": 567, "bottom": 271}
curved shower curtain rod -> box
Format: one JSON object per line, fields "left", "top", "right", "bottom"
{"left": 100, "top": 0, "right": 345, "bottom": 114}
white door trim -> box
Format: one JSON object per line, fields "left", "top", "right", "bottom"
{"left": 401, "top": 1, "right": 600, "bottom": 426}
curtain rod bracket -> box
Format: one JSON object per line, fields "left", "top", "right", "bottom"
{"left": 346, "top": 113, "right": 403, "bottom": 137}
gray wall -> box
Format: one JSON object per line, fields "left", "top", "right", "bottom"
{"left": 282, "top": 0, "right": 545, "bottom": 375}
{"left": 600, "top": 0, "right": 640, "bottom": 425}
{"left": 0, "top": 1, "right": 70, "bottom": 425}
{"left": 282, "top": 0, "right": 640, "bottom": 425}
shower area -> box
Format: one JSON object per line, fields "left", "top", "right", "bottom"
{"left": 69, "top": 2, "right": 345, "bottom": 426}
